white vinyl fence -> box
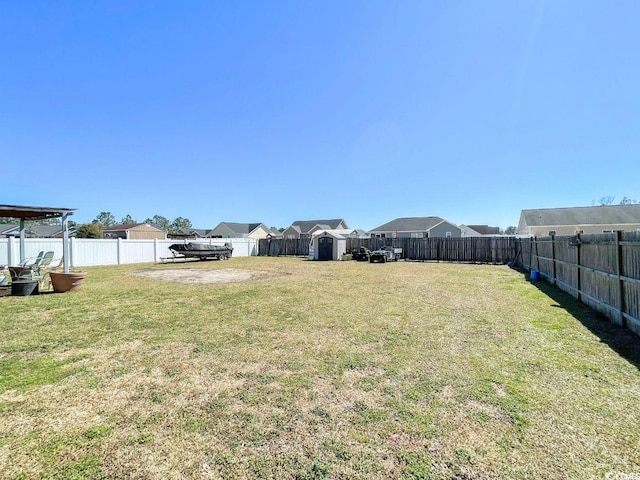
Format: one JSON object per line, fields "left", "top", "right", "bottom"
{"left": 0, "top": 237, "right": 258, "bottom": 268}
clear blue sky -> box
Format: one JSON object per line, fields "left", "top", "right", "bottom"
{"left": 2, "top": 1, "right": 638, "bottom": 231}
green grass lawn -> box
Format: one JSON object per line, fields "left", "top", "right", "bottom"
{"left": 1, "top": 257, "right": 639, "bottom": 479}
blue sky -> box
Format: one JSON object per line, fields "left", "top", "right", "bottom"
{"left": 2, "top": 1, "right": 638, "bottom": 231}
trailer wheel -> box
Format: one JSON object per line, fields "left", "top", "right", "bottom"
{"left": 219, "top": 254, "right": 227, "bottom": 260}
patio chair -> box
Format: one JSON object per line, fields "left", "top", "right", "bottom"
{"left": 10, "top": 251, "right": 55, "bottom": 282}
{"left": 39, "top": 256, "right": 64, "bottom": 291}
{"left": 18, "top": 251, "right": 45, "bottom": 267}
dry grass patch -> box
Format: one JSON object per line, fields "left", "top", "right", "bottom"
{"left": 1, "top": 257, "right": 639, "bottom": 479}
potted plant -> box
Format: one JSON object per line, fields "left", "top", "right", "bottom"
{"left": 48, "top": 270, "right": 88, "bottom": 293}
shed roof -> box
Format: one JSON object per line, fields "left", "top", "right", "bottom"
{"left": 289, "top": 219, "right": 347, "bottom": 234}
{"left": 103, "top": 223, "right": 164, "bottom": 232}
{"left": 521, "top": 205, "right": 640, "bottom": 226}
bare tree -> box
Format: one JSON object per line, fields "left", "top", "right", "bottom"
{"left": 593, "top": 196, "right": 616, "bottom": 206}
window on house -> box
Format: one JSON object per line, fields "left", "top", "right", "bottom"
{"left": 602, "top": 230, "right": 615, "bottom": 234}
{"left": 410, "top": 232, "right": 422, "bottom": 238}
{"left": 445, "top": 232, "right": 452, "bottom": 238}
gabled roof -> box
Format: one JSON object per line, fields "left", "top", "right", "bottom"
{"left": 102, "top": 223, "right": 140, "bottom": 232}
{"left": 103, "top": 223, "right": 164, "bottom": 232}
{"left": 464, "top": 224, "right": 501, "bottom": 235}
{"left": 177, "top": 228, "right": 211, "bottom": 237}
{"left": 289, "top": 219, "right": 347, "bottom": 234}
{"left": 26, "top": 224, "right": 72, "bottom": 237}
{"left": 521, "top": 205, "right": 640, "bottom": 227}
{"left": 0, "top": 224, "right": 19, "bottom": 235}
{"left": 310, "top": 228, "right": 354, "bottom": 240}
{"left": 0, "top": 223, "right": 74, "bottom": 237}
{"left": 350, "top": 229, "right": 369, "bottom": 238}
{"left": 217, "top": 222, "right": 266, "bottom": 235}
{"left": 369, "top": 217, "right": 447, "bottom": 232}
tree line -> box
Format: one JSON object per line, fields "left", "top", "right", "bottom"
{"left": 73, "top": 212, "right": 193, "bottom": 238}
{"left": 2, "top": 197, "right": 638, "bottom": 238}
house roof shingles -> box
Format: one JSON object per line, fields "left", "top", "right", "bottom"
{"left": 289, "top": 219, "right": 347, "bottom": 234}
{"left": 466, "top": 225, "right": 501, "bottom": 235}
{"left": 522, "top": 205, "right": 640, "bottom": 227}
{"left": 102, "top": 223, "right": 142, "bottom": 232}
{"left": 369, "top": 217, "right": 446, "bottom": 232}
{"left": 220, "top": 222, "right": 264, "bottom": 235}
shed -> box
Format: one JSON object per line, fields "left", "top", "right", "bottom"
{"left": 309, "top": 229, "right": 350, "bottom": 261}
{"left": 102, "top": 223, "right": 166, "bottom": 240}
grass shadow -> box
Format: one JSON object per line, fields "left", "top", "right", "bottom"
{"left": 527, "top": 275, "right": 640, "bottom": 371}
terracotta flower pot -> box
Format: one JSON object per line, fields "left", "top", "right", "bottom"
{"left": 49, "top": 271, "right": 88, "bottom": 293}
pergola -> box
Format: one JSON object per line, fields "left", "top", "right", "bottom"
{"left": 0, "top": 204, "right": 76, "bottom": 273}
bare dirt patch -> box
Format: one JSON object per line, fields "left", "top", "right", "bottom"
{"left": 131, "top": 268, "right": 265, "bottom": 284}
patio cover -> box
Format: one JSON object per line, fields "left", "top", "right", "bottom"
{"left": 0, "top": 204, "right": 76, "bottom": 273}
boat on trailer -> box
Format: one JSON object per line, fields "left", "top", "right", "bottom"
{"left": 168, "top": 242, "right": 233, "bottom": 260}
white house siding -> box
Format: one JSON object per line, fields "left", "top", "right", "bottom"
{"left": 523, "top": 223, "right": 640, "bottom": 236}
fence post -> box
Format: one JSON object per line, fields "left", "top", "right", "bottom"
{"left": 615, "top": 230, "right": 626, "bottom": 327}
{"left": 117, "top": 238, "right": 122, "bottom": 265}
{"left": 576, "top": 233, "right": 582, "bottom": 301}
{"left": 69, "top": 236, "right": 75, "bottom": 269}
{"left": 551, "top": 234, "right": 556, "bottom": 285}
{"left": 7, "top": 236, "right": 14, "bottom": 266}
{"left": 154, "top": 238, "right": 159, "bottom": 263}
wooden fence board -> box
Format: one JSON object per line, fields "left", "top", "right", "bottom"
{"left": 520, "top": 233, "right": 640, "bottom": 336}
{"left": 258, "top": 236, "right": 518, "bottom": 264}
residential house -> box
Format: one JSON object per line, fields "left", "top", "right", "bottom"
{"left": 266, "top": 227, "right": 284, "bottom": 238}
{"left": 517, "top": 205, "right": 640, "bottom": 236}
{"left": 460, "top": 225, "right": 501, "bottom": 237}
{"left": 0, "top": 223, "right": 74, "bottom": 238}
{"left": 369, "top": 217, "right": 463, "bottom": 238}
{"left": 0, "top": 224, "right": 19, "bottom": 237}
{"left": 102, "top": 223, "right": 166, "bottom": 240}
{"left": 167, "top": 228, "right": 212, "bottom": 240}
{"left": 282, "top": 219, "right": 349, "bottom": 239}
{"left": 209, "top": 222, "right": 274, "bottom": 240}
{"left": 349, "top": 229, "right": 370, "bottom": 239}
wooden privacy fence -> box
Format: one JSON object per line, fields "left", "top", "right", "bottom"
{"left": 518, "top": 232, "right": 640, "bottom": 336}
{"left": 258, "top": 236, "right": 518, "bottom": 264}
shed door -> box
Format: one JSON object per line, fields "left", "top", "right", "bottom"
{"left": 318, "top": 236, "right": 333, "bottom": 261}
